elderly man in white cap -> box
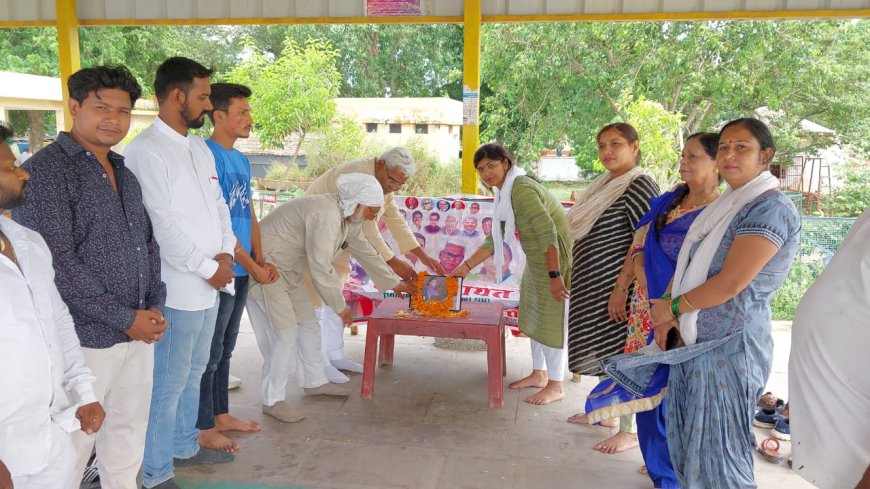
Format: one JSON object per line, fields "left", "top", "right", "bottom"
{"left": 304, "top": 147, "right": 445, "bottom": 383}
{"left": 247, "top": 173, "right": 416, "bottom": 423}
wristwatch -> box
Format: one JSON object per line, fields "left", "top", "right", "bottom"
{"left": 548, "top": 270, "right": 561, "bottom": 279}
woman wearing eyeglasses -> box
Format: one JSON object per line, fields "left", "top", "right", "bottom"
{"left": 451, "top": 143, "right": 572, "bottom": 405}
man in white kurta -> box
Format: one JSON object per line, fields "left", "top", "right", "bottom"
{"left": 0, "top": 132, "right": 104, "bottom": 489}
{"left": 304, "top": 148, "right": 444, "bottom": 382}
{"left": 248, "top": 173, "right": 414, "bottom": 422}
{"left": 789, "top": 206, "right": 870, "bottom": 489}
{"left": 125, "top": 57, "right": 237, "bottom": 488}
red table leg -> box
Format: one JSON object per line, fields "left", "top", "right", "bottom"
{"left": 361, "top": 320, "right": 380, "bottom": 399}
{"left": 379, "top": 334, "right": 395, "bottom": 366}
{"left": 501, "top": 327, "right": 507, "bottom": 377}
{"left": 485, "top": 329, "right": 505, "bottom": 408}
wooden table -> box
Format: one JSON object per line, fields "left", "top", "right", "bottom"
{"left": 360, "top": 298, "right": 506, "bottom": 408}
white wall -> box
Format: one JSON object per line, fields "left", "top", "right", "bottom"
{"left": 364, "top": 122, "right": 460, "bottom": 164}
{"left": 536, "top": 156, "right": 579, "bottom": 181}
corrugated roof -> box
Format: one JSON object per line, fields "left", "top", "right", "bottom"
{"left": 2, "top": 0, "right": 866, "bottom": 24}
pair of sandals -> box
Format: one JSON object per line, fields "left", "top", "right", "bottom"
{"left": 756, "top": 392, "right": 793, "bottom": 467}
{"left": 757, "top": 391, "right": 787, "bottom": 414}
{"left": 757, "top": 436, "right": 793, "bottom": 468}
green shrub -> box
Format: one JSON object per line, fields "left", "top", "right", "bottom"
{"left": 771, "top": 257, "right": 827, "bottom": 320}
{"left": 826, "top": 163, "right": 870, "bottom": 217}
{"left": 400, "top": 137, "right": 462, "bottom": 197}
{"left": 302, "top": 116, "right": 368, "bottom": 178}
{"left": 264, "top": 161, "right": 305, "bottom": 181}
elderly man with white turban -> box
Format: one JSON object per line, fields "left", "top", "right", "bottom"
{"left": 304, "top": 147, "right": 445, "bottom": 383}
{"left": 247, "top": 173, "right": 416, "bottom": 423}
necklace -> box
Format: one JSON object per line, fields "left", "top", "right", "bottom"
{"left": 683, "top": 187, "right": 719, "bottom": 209}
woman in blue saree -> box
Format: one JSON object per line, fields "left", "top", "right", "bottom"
{"left": 603, "top": 118, "right": 800, "bottom": 488}
{"left": 584, "top": 133, "right": 721, "bottom": 488}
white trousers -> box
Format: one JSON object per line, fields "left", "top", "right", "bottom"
{"left": 70, "top": 341, "right": 153, "bottom": 489}
{"left": 316, "top": 306, "right": 347, "bottom": 362}
{"left": 247, "top": 298, "right": 328, "bottom": 406}
{"left": 12, "top": 422, "right": 76, "bottom": 489}
{"left": 530, "top": 340, "right": 567, "bottom": 381}
{"left": 530, "top": 303, "right": 568, "bottom": 381}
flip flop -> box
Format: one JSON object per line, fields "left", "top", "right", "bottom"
{"left": 758, "top": 436, "right": 784, "bottom": 464}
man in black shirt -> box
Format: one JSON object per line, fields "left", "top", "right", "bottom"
{"left": 14, "top": 65, "right": 166, "bottom": 489}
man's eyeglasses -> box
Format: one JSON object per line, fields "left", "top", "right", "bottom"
{"left": 476, "top": 160, "right": 504, "bottom": 175}
{"left": 386, "top": 168, "right": 406, "bottom": 188}
{"left": 440, "top": 250, "right": 463, "bottom": 261}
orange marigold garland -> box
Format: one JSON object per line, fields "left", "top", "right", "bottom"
{"left": 398, "top": 271, "right": 469, "bottom": 318}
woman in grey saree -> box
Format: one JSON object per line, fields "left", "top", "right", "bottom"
{"left": 604, "top": 118, "right": 800, "bottom": 488}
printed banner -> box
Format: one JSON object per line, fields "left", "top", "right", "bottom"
{"left": 346, "top": 195, "right": 526, "bottom": 330}
{"left": 365, "top": 0, "right": 423, "bottom": 17}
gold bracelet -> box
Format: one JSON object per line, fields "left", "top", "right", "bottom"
{"left": 613, "top": 282, "right": 630, "bottom": 294}
{"left": 682, "top": 293, "right": 698, "bottom": 311}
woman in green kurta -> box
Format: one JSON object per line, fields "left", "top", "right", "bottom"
{"left": 451, "top": 143, "right": 572, "bottom": 405}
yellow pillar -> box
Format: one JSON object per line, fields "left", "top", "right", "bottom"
{"left": 461, "top": 0, "right": 481, "bottom": 194}
{"left": 56, "top": 0, "right": 81, "bottom": 132}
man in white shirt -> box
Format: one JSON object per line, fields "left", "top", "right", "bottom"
{"left": 125, "top": 57, "right": 237, "bottom": 489}
{"left": 0, "top": 123, "right": 105, "bottom": 489}
{"left": 789, "top": 206, "right": 870, "bottom": 489}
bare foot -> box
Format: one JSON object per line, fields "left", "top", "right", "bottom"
{"left": 523, "top": 381, "right": 565, "bottom": 405}
{"left": 509, "top": 370, "right": 547, "bottom": 390}
{"left": 215, "top": 414, "right": 260, "bottom": 433}
{"left": 567, "top": 413, "right": 619, "bottom": 427}
{"left": 593, "top": 431, "right": 639, "bottom": 454}
{"left": 198, "top": 428, "right": 239, "bottom": 453}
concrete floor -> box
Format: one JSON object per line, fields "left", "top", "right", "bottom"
{"left": 175, "top": 316, "right": 812, "bottom": 489}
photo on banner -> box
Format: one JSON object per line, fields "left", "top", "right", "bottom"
{"left": 348, "top": 195, "right": 526, "bottom": 330}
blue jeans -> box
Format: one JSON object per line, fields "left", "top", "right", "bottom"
{"left": 142, "top": 300, "right": 219, "bottom": 488}
{"left": 197, "top": 275, "right": 249, "bottom": 429}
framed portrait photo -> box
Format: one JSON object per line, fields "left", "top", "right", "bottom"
{"left": 409, "top": 274, "right": 463, "bottom": 312}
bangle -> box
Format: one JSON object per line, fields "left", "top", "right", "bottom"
{"left": 660, "top": 292, "right": 672, "bottom": 300}
{"left": 682, "top": 293, "right": 698, "bottom": 311}
{"left": 670, "top": 296, "right": 681, "bottom": 318}
{"left": 464, "top": 262, "right": 472, "bottom": 271}
{"left": 614, "top": 282, "right": 630, "bottom": 294}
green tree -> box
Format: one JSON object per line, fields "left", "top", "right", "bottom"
{"left": 826, "top": 163, "right": 870, "bottom": 217}
{"left": 228, "top": 38, "right": 340, "bottom": 186}
{"left": 619, "top": 95, "right": 684, "bottom": 189}
{"left": 480, "top": 20, "right": 870, "bottom": 174}
{"left": 234, "top": 24, "right": 464, "bottom": 99}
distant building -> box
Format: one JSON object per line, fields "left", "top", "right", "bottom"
{"left": 336, "top": 97, "right": 462, "bottom": 165}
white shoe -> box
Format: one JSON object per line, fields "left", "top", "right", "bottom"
{"left": 325, "top": 364, "right": 350, "bottom": 383}
{"left": 262, "top": 401, "right": 305, "bottom": 423}
{"left": 331, "top": 357, "right": 364, "bottom": 373}
{"left": 303, "top": 383, "right": 351, "bottom": 397}
{"left": 228, "top": 374, "right": 242, "bottom": 390}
